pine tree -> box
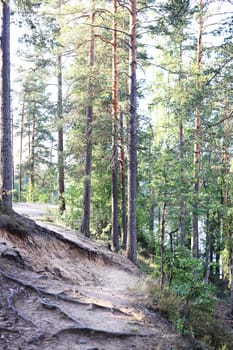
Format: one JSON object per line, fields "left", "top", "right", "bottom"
{"left": 126, "top": 0, "right": 137, "bottom": 264}
{"left": 56, "top": 0, "right": 66, "bottom": 214}
{"left": 0, "top": 1, "right": 13, "bottom": 207}
{"left": 80, "top": 0, "right": 96, "bottom": 238}
{"left": 111, "top": 0, "right": 119, "bottom": 252}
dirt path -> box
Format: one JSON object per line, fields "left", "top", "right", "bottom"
{"left": 0, "top": 204, "right": 191, "bottom": 349}
{"left": 13, "top": 202, "right": 57, "bottom": 221}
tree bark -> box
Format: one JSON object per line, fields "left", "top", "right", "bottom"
{"left": 80, "top": 0, "right": 95, "bottom": 238}
{"left": 111, "top": 0, "right": 119, "bottom": 252}
{"left": 0, "top": 1, "right": 13, "bottom": 208}
{"left": 126, "top": 0, "right": 137, "bottom": 264}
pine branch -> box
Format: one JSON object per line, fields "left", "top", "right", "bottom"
{"left": 207, "top": 111, "right": 233, "bottom": 128}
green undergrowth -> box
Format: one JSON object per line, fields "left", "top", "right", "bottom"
{"left": 157, "top": 288, "right": 233, "bottom": 349}
{"left": 140, "top": 251, "right": 233, "bottom": 350}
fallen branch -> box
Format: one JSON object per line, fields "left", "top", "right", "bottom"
{"left": 7, "top": 288, "right": 36, "bottom": 327}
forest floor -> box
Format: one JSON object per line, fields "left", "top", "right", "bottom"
{"left": 0, "top": 203, "right": 220, "bottom": 349}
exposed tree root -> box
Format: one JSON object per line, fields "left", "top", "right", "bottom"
{"left": 0, "top": 326, "right": 19, "bottom": 333}
{"left": 1, "top": 271, "right": 154, "bottom": 341}
{"left": 27, "top": 332, "right": 46, "bottom": 345}
{"left": 1, "top": 247, "right": 24, "bottom": 267}
{"left": 52, "top": 325, "right": 147, "bottom": 338}
{"left": 40, "top": 299, "right": 85, "bottom": 327}
{"left": 7, "top": 288, "right": 36, "bottom": 327}
{"left": 0, "top": 270, "right": 45, "bottom": 295}
{"left": 86, "top": 302, "right": 131, "bottom": 316}
{"left": 0, "top": 270, "right": 133, "bottom": 318}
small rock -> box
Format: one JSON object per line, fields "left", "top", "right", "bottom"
{"left": 79, "top": 338, "right": 88, "bottom": 345}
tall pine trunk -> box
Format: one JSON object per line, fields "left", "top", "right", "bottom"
{"left": 30, "top": 114, "right": 36, "bottom": 201}
{"left": 119, "top": 111, "right": 127, "bottom": 248}
{"left": 179, "top": 114, "right": 186, "bottom": 244}
{"left": 192, "top": 0, "right": 203, "bottom": 258}
{"left": 126, "top": 0, "right": 137, "bottom": 264}
{"left": 204, "top": 209, "right": 211, "bottom": 283}
{"left": 222, "top": 100, "right": 229, "bottom": 207}
{"left": 111, "top": 0, "right": 119, "bottom": 252}
{"left": 57, "top": 0, "right": 65, "bottom": 215}
{"left": 80, "top": 0, "right": 95, "bottom": 238}
{"left": 57, "top": 53, "right": 65, "bottom": 214}
{"left": 178, "top": 36, "right": 185, "bottom": 245}
{"left": 0, "top": 1, "right": 12, "bottom": 207}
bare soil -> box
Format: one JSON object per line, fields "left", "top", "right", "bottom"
{"left": 0, "top": 206, "right": 192, "bottom": 350}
